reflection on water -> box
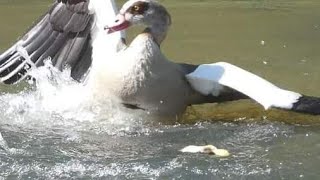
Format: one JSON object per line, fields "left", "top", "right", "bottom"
{"left": 0, "top": 0, "right": 320, "bottom": 179}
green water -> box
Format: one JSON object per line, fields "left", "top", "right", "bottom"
{"left": 0, "top": 1, "right": 320, "bottom": 179}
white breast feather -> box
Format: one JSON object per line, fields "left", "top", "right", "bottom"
{"left": 88, "top": 34, "right": 158, "bottom": 99}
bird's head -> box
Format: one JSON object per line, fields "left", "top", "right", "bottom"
{"left": 105, "top": 0, "right": 171, "bottom": 34}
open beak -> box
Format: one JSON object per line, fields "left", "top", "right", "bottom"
{"left": 104, "top": 14, "right": 131, "bottom": 34}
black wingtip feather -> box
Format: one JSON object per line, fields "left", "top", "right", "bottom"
{"left": 291, "top": 95, "right": 320, "bottom": 115}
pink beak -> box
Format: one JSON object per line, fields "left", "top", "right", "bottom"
{"left": 104, "top": 14, "right": 131, "bottom": 34}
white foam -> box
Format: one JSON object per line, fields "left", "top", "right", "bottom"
{"left": 0, "top": 59, "right": 150, "bottom": 136}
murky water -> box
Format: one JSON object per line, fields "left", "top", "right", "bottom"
{"left": 0, "top": 0, "right": 320, "bottom": 179}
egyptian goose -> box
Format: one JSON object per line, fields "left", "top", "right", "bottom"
{"left": 98, "top": 0, "right": 320, "bottom": 116}
{"left": 0, "top": 0, "right": 319, "bottom": 117}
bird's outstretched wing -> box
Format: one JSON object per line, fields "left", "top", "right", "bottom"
{"left": 0, "top": 0, "right": 93, "bottom": 84}
{"left": 186, "top": 62, "right": 320, "bottom": 115}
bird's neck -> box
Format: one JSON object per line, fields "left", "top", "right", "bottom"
{"left": 143, "top": 22, "right": 170, "bottom": 46}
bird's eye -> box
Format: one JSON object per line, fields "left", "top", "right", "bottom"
{"left": 133, "top": 5, "right": 140, "bottom": 12}
{"left": 129, "top": 2, "right": 149, "bottom": 15}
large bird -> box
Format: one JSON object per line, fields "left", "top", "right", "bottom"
{"left": 101, "top": 0, "right": 320, "bottom": 116}
{"left": 0, "top": 0, "right": 319, "bottom": 117}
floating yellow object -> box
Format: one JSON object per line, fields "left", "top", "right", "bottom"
{"left": 180, "top": 145, "right": 230, "bottom": 157}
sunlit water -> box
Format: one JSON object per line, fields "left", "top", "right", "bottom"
{"left": 0, "top": 0, "right": 320, "bottom": 179}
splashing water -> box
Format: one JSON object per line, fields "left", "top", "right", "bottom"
{"left": 0, "top": 59, "right": 150, "bottom": 134}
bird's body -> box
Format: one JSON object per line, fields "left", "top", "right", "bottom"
{"left": 89, "top": 33, "right": 203, "bottom": 115}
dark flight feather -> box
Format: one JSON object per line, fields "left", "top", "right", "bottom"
{"left": 0, "top": 0, "right": 93, "bottom": 84}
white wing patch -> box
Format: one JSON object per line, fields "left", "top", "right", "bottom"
{"left": 88, "top": 0, "right": 126, "bottom": 75}
{"left": 186, "top": 62, "right": 301, "bottom": 110}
